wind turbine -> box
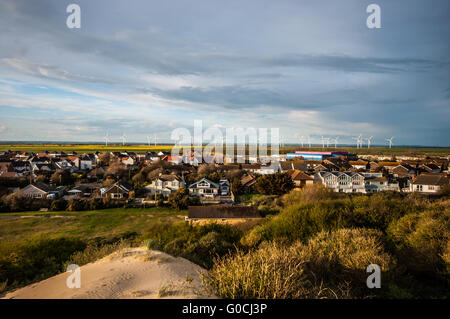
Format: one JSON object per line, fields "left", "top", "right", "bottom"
{"left": 121, "top": 133, "right": 127, "bottom": 146}
{"left": 307, "top": 135, "right": 311, "bottom": 148}
{"left": 333, "top": 136, "right": 339, "bottom": 148}
{"left": 367, "top": 136, "right": 373, "bottom": 149}
{"left": 321, "top": 136, "right": 325, "bottom": 148}
{"left": 300, "top": 135, "right": 305, "bottom": 148}
{"left": 154, "top": 134, "right": 157, "bottom": 146}
{"left": 325, "top": 137, "right": 331, "bottom": 148}
{"left": 147, "top": 136, "right": 151, "bottom": 146}
{"left": 104, "top": 132, "right": 110, "bottom": 147}
{"left": 386, "top": 136, "right": 394, "bottom": 149}
{"left": 352, "top": 135, "right": 360, "bottom": 148}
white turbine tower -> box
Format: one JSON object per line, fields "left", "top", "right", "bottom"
{"left": 154, "top": 134, "right": 157, "bottom": 146}
{"left": 307, "top": 135, "right": 311, "bottom": 148}
{"left": 367, "top": 136, "right": 373, "bottom": 149}
{"left": 358, "top": 134, "right": 363, "bottom": 148}
{"left": 121, "top": 133, "right": 127, "bottom": 146}
{"left": 334, "top": 136, "right": 339, "bottom": 148}
{"left": 325, "top": 137, "right": 331, "bottom": 148}
{"left": 104, "top": 132, "right": 110, "bottom": 147}
{"left": 300, "top": 135, "right": 305, "bottom": 148}
{"left": 321, "top": 136, "right": 325, "bottom": 148}
{"left": 386, "top": 136, "right": 394, "bottom": 149}
{"left": 147, "top": 136, "right": 151, "bottom": 146}
{"left": 352, "top": 136, "right": 359, "bottom": 148}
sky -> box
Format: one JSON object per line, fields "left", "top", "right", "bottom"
{"left": 0, "top": 0, "right": 449, "bottom": 146}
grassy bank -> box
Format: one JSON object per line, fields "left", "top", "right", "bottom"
{"left": 0, "top": 207, "right": 186, "bottom": 292}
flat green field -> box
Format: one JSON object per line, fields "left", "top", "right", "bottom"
{"left": 0, "top": 207, "right": 186, "bottom": 243}
{"left": 0, "top": 144, "right": 176, "bottom": 153}
{"left": 0, "top": 144, "right": 449, "bottom": 156}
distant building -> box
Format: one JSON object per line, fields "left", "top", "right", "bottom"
{"left": 287, "top": 151, "right": 349, "bottom": 161}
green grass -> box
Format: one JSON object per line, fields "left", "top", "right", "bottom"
{"left": 0, "top": 207, "right": 186, "bottom": 243}
{"left": 1, "top": 143, "right": 448, "bottom": 156}
{"left": 0, "top": 207, "right": 188, "bottom": 292}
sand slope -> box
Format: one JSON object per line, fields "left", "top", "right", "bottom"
{"left": 2, "top": 248, "right": 215, "bottom": 299}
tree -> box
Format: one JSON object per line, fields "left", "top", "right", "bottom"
{"left": 51, "top": 198, "right": 68, "bottom": 211}
{"left": 147, "top": 167, "right": 163, "bottom": 181}
{"left": 255, "top": 173, "right": 294, "bottom": 195}
{"left": 132, "top": 171, "right": 146, "bottom": 186}
{"left": 168, "top": 188, "right": 200, "bottom": 210}
{"left": 198, "top": 163, "right": 215, "bottom": 178}
{"left": 98, "top": 152, "right": 111, "bottom": 166}
{"left": 50, "top": 169, "right": 73, "bottom": 186}
{"left": 231, "top": 177, "right": 243, "bottom": 195}
{"left": 106, "top": 161, "right": 127, "bottom": 179}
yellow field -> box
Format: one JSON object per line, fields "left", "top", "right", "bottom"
{"left": 0, "top": 144, "right": 177, "bottom": 153}
{"left": 0, "top": 144, "right": 448, "bottom": 156}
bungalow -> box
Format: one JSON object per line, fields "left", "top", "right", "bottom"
{"left": 259, "top": 164, "right": 279, "bottom": 175}
{"left": 410, "top": 174, "right": 448, "bottom": 193}
{"left": 378, "top": 162, "right": 401, "bottom": 173}
{"left": 392, "top": 164, "right": 415, "bottom": 178}
{"left": 420, "top": 163, "right": 441, "bottom": 174}
{"left": 188, "top": 178, "right": 220, "bottom": 198}
{"left": 0, "top": 162, "right": 18, "bottom": 178}
{"left": 65, "top": 185, "right": 98, "bottom": 199}
{"left": 87, "top": 167, "right": 105, "bottom": 181}
{"left": 120, "top": 155, "right": 136, "bottom": 166}
{"left": 241, "top": 163, "right": 261, "bottom": 174}
{"left": 100, "top": 183, "right": 130, "bottom": 199}
{"left": 78, "top": 155, "right": 93, "bottom": 170}
{"left": 287, "top": 169, "right": 314, "bottom": 188}
{"left": 240, "top": 174, "right": 257, "bottom": 193}
{"left": 349, "top": 161, "right": 368, "bottom": 170}
{"left": 21, "top": 182, "right": 65, "bottom": 199}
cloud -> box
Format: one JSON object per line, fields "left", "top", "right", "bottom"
{"left": 0, "top": 0, "right": 449, "bottom": 145}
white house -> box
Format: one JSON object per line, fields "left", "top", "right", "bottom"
{"left": 188, "top": 178, "right": 220, "bottom": 198}
{"left": 314, "top": 171, "right": 366, "bottom": 193}
{"left": 145, "top": 174, "right": 186, "bottom": 197}
{"left": 410, "top": 174, "right": 448, "bottom": 193}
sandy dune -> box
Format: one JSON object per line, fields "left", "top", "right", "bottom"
{"left": 2, "top": 248, "right": 215, "bottom": 299}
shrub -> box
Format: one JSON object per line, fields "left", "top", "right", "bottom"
{"left": 255, "top": 173, "right": 294, "bottom": 195}
{"left": 142, "top": 222, "right": 242, "bottom": 268}
{"left": 0, "top": 237, "right": 86, "bottom": 290}
{"left": 387, "top": 207, "right": 449, "bottom": 276}
{"left": 50, "top": 198, "right": 68, "bottom": 211}
{"left": 204, "top": 228, "right": 394, "bottom": 299}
